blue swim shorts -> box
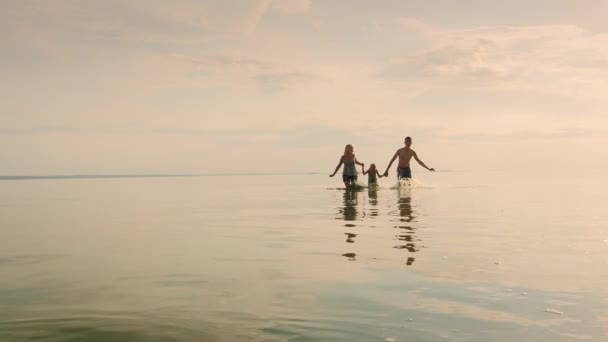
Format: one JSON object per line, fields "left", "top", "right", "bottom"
{"left": 397, "top": 167, "right": 412, "bottom": 179}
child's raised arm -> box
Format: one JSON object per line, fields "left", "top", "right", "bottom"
{"left": 362, "top": 165, "right": 368, "bottom": 174}
{"left": 376, "top": 170, "right": 383, "bottom": 178}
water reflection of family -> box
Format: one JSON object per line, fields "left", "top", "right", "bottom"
{"left": 332, "top": 137, "right": 432, "bottom": 266}
{"left": 337, "top": 185, "right": 421, "bottom": 266}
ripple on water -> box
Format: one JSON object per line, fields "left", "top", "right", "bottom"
{"left": 0, "top": 254, "right": 64, "bottom": 266}
{"left": 0, "top": 315, "right": 220, "bottom": 342}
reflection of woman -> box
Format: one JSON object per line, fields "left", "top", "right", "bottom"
{"left": 329, "top": 144, "right": 365, "bottom": 187}
{"left": 342, "top": 189, "right": 358, "bottom": 221}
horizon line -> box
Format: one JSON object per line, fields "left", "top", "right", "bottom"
{"left": 0, "top": 172, "right": 323, "bottom": 181}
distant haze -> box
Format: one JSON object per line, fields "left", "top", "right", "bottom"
{"left": 2, "top": 1, "right": 607, "bottom": 174}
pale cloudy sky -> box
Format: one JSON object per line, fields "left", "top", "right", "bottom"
{"left": 2, "top": 0, "right": 607, "bottom": 174}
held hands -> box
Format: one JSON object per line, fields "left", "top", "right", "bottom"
{"left": 429, "top": 167, "right": 435, "bottom": 172}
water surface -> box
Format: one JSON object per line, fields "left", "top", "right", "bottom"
{"left": 1, "top": 171, "right": 606, "bottom": 341}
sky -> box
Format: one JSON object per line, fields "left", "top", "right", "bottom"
{"left": 1, "top": 0, "right": 608, "bottom": 175}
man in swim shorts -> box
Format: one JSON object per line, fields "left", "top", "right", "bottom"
{"left": 382, "top": 136, "right": 435, "bottom": 179}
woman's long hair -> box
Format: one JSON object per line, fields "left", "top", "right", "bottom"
{"left": 343, "top": 144, "right": 353, "bottom": 157}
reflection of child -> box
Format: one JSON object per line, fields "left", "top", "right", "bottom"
{"left": 362, "top": 163, "right": 383, "bottom": 185}
{"left": 329, "top": 144, "right": 365, "bottom": 187}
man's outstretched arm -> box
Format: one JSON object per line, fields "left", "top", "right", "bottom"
{"left": 413, "top": 151, "right": 435, "bottom": 171}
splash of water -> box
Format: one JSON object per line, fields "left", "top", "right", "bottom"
{"left": 389, "top": 178, "right": 435, "bottom": 189}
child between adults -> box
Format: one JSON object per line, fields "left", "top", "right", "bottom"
{"left": 329, "top": 144, "right": 365, "bottom": 187}
{"left": 362, "top": 163, "right": 383, "bottom": 186}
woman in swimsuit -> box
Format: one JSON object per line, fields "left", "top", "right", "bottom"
{"left": 329, "top": 144, "right": 365, "bottom": 187}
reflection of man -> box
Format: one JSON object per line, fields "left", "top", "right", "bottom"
{"left": 382, "top": 136, "right": 435, "bottom": 180}
{"left": 394, "top": 193, "right": 419, "bottom": 266}
{"left": 398, "top": 195, "right": 414, "bottom": 222}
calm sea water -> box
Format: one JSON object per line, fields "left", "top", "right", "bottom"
{"left": 1, "top": 170, "right": 607, "bottom": 341}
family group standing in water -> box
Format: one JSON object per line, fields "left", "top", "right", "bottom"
{"left": 329, "top": 136, "right": 435, "bottom": 187}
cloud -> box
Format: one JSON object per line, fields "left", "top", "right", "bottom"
{"left": 382, "top": 21, "right": 608, "bottom": 99}
{"left": 2, "top": 0, "right": 314, "bottom": 58}
{"left": 382, "top": 44, "right": 502, "bottom": 82}
{"left": 184, "top": 53, "right": 322, "bottom": 91}
{"left": 1, "top": 1, "right": 214, "bottom": 48}
{"left": 245, "top": 0, "right": 272, "bottom": 34}
{"left": 208, "top": 55, "right": 273, "bottom": 70}
{"left": 255, "top": 71, "right": 320, "bottom": 91}
{"left": 397, "top": 17, "right": 435, "bottom": 34}
{"left": 446, "top": 127, "right": 608, "bottom": 142}
{"left": 246, "top": 0, "right": 311, "bottom": 34}
{"left": 271, "top": 0, "right": 312, "bottom": 14}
